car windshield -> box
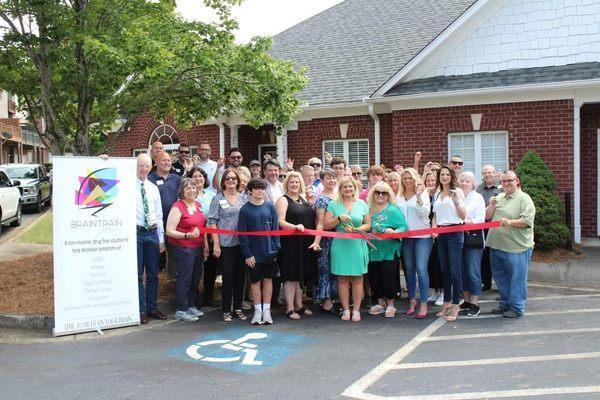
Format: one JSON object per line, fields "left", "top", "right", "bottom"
{"left": 2, "top": 166, "right": 37, "bottom": 179}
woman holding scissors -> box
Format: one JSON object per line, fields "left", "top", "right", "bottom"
{"left": 366, "top": 182, "right": 407, "bottom": 318}
{"left": 324, "top": 176, "right": 371, "bottom": 322}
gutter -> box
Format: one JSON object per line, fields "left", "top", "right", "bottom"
{"left": 368, "top": 104, "right": 381, "bottom": 165}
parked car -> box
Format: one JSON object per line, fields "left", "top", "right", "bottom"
{"left": 0, "top": 163, "right": 52, "bottom": 212}
{"left": 0, "top": 169, "right": 22, "bottom": 234}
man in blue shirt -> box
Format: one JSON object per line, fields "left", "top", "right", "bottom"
{"left": 238, "top": 178, "right": 280, "bottom": 325}
{"left": 148, "top": 151, "right": 181, "bottom": 280}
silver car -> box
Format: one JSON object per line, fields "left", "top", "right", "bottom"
{"left": 0, "top": 169, "right": 22, "bottom": 234}
{"left": 0, "top": 163, "right": 52, "bottom": 212}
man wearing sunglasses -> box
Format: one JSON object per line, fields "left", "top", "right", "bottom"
{"left": 213, "top": 147, "right": 244, "bottom": 189}
{"left": 449, "top": 155, "right": 464, "bottom": 178}
{"left": 171, "top": 143, "right": 193, "bottom": 177}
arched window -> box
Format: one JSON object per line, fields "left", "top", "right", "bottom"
{"left": 148, "top": 124, "right": 179, "bottom": 147}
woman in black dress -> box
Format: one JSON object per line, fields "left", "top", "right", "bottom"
{"left": 275, "top": 171, "right": 317, "bottom": 320}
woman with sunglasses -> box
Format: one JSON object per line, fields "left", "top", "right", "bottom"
{"left": 366, "top": 182, "right": 407, "bottom": 318}
{"left": 397, "top": 168, "right": 432, "bottom": 319}
{"left": 208, "top": 168, "right": 249, "bottom": 322}
{"left": 324, "top": 176, "right": 371, "bottom": 322}
{"left": 432, "top": 165, "right": 466, "bottom": 321}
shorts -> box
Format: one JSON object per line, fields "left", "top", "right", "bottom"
{"left": 248, "top": 257, "right": 278, "bottom": 283}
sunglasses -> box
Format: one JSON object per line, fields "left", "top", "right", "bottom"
{"left": 374, "top": 190, "right": 389, "bottom": 197}
{"left": 309, "top": 163, "right": 321, "bottom": 168}
{"left": 230, "top": 155, "right": 242, "bottom": 160}
{"left": 225, "top": 176, "right": 237, "bottom": 182}
{"left": 279, "top": 175, "right": 287, "bottom": 179}
{"left": 179, "top": 150, "right": 190, "bottom": 154}
{"left": 450, "top": 161, "right": 464, "bottom": 166}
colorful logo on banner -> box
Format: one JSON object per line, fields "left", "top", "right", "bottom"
{"left": 169, "top": 328, "right": 313, "bottom": 374}
{"left": 75, "top": 168, "right": 120, "bottom": 216}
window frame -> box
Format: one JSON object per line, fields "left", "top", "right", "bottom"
{"left": 322, "top": 138, "right": 369, "bottom": 185}
{"left": 448, "top": 131, "right": 509, "bottom": 180}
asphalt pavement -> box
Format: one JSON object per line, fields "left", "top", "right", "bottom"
{"left": 2, "top": 284, "right": 600, "bottom": 400}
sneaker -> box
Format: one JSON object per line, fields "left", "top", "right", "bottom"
{"left": 187, "top": 307, "right": 204, "bottom": 318}
{"left": 434, "top": 296, "right": 444, "bottom": 306}
{"left": 427, "top": 293, "right": 439, "bottom": 303}
{"left": 503, "top": 309, "right": 523, "bottom": 318}
{"left": 262, "top": 309, "right": 273, "bottom": 325}
{"left": 368, "top": 304, "right": 385, "bottom": 315}
{"left": 175, "top": 310, "right": 198, "bottom": 322}
{"left": 467, "top": 304, "right": 480, "bottom": 317}
{"left": 251, "top": 309, "right": 263, "bottom": 325}
{"left": 491, "top": 306, "right": 507, "bottom": 314}
{"left": 459, "top": 301, "right": 471, "bottom": 310}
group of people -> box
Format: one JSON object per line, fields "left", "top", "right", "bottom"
{"left": 132, "top": 142, "right": 536, "bottom": 326}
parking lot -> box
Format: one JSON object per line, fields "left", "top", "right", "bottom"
{"left": 2, "top": 283, "right": 600, "bottom": 400}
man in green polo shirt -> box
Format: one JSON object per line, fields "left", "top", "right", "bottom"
{"left": 485, "top": 170, "right": 536, "bottom": 318}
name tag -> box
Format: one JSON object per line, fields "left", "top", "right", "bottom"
{"left": 156, "top": 180, "right": 164, "bottom": 186}
{"left": 219, "top": 199, "right": 230, "bottom": 209}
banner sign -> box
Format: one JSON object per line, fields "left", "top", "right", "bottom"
{"left": 53, "top": 156, "right": 139, "bottom": 337}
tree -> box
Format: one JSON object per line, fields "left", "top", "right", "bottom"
{"left": 0, "top": 0, "right": 307, "bottom": 155}
{"left": 515, "top": 151, "right": 570, "bottom": 250}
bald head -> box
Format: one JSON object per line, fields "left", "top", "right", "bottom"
{"left": 137, "top": 153, "right": 152, "bottom": 181}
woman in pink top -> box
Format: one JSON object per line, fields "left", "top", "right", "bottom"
{"left": 166, "top": 178, "right": 209, "bottom": 322}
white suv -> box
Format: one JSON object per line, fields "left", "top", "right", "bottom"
{"left": 0, "top": 170, "right": 21, "bottom": 235}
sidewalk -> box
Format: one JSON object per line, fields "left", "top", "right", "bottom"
{"left": 0, "top": 241, "right": 52, "bottom": 263}
{"left": 529, "top": 245, "right": 600, "bottom": 288}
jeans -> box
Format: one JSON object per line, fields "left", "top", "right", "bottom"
{"left": 490, "top": 247, "right": 533, "bottom": 314}
{"left": 402, "top": 237, "right": 433, "bottom": 303}
{"left": 137, "top": 229, "right": 160, "bottom": 314}
{"left": 220, "top": 245, "right": 245, "bottom": 313}
{"left": 436, "top": 231, "right": 464, "bottom": 304}
{"left": 462, "top": 247, "right": 483, "bottom": 296}
{"left": 368, "top": 260, "right": 398, "bottom": 300}
{"left": 173, "top": 246, "right": 203, "bottom": 312}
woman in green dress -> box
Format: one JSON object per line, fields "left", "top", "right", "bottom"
{"left": 324, "top": 176, "right": 371, "bottom": 322}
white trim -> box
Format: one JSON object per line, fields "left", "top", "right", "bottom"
{"left": 276, "top": 129, "right": 288, "bottom": 165}
{"left": 216, "top": 123, "right": 225, "bottom": 158}
{"left": 368, "top": 104, "right": 381, "bottom": 165}
{"left": 230, "top": 124, "right": 239, "bottom": 148}
{"left": 574, "top": 102, "right": 582, "bottom": 244}
{"left": 448, "top": 131, "right": 508, "bottom": 179}
{"left": 597, "top": 128, "right": 600, "bottom": 237}
{"left": 371, "top": 0, "right": 508, "bottom": 97}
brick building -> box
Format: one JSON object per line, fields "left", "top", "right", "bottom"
{"left": 109, "top": 0, "right": 600, "bottom": 242}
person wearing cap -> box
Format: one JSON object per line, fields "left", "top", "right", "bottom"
{"left": 249, "top": 159, "right": 262, "bottom": 179}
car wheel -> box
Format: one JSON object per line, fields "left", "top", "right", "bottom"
{"left": 10, "top": 204, "right": 22, "bottom": 227}
{"left": 35, "top": 193, "right": 43, "bottom": 213}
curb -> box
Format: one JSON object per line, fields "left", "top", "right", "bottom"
{"left": 0, "top": 299, "right": 177, "bottom": 331}
{"left": 529, "top": 260, "right": 600, "bottom": 289}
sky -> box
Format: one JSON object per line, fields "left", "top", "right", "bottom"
{"left": 176, "top": 0, "right": 345, "bottom": 43}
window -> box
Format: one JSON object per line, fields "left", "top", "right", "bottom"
{"left": 448, "top": 131, "right": 508, "bottom": 180}
{"left": 323, "top": 139, "right": 369, "bottom": 184}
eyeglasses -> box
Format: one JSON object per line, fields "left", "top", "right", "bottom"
{"left": 309, "top": 163, "right": 321, "bottom": 168}
{"left": 179, "top": 150, "right": 190, "bottom": 154}
{"left": 450, "top": 161, "right": 463, "bottom": 166}
{"left": 500, "top": 178, "right": 516, "bottom": 183}
{"left": 225, "top": 176, "right": 237, "bottom": 182}
{"left": 374, "top": 191, "right": 389, "bottom": 197}
{"left": 199, "top": 148, "right": 210, "bottom": 152}
{"left": 352, "top": 172, "right": 363, "bottom": 177}
{"left": 230, "top": 155, "right": 242, "bottom": 160}
{"left": 278, "top": 175, "right": 287, "bottom": 179}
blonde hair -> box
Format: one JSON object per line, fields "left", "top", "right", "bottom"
{"left": 282, "top": 171, "right": 306, "bottom": 195}
{"left": 366, "top": 181, "right": 395, "bottom": 210}
{"left": 335, "top": 175, "right": 358, "bottom": 202}
{"left": 400, "top": 167, "right": 422, "bottom": 194}
{"left": 237, "top": 166, "right": 251, "bottom": 179}
{"left": 386, "top": 171, "right": 402, "bottom": 195}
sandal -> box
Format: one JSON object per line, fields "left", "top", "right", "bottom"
{"left": 384, "top": 306, "right": 396, "bottom": 318}
{"left": 222, "top": 312, "right": 232, "bottom": 322}
{"left": 296, "top": 306, "right": 313, "bottom": 316}
{"left": 436, "top": 302, "right": 452, "bottom": 317}
{"left": 233, "top": 309, "right": 247, "bottom": 321}
{"left": 341, "top": 309, "right": 351, "bottom": 321}
{"left": 286, "top": 310, "right": 301, "bottom": 320}
{"left": 319, "top": 304, "right": 338, "bottom": 315}
{"left": 351, "top": 310, "right": 361, "bottom": 322}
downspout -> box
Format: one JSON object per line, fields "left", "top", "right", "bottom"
{"left": 574, "top": 101, "right": 582, "bottom": 244}
{"left": 368, "top": 104, "right": 381, "bottom": 165}
{"left": 216, "top": 122, "right": 225, "bottom": 158}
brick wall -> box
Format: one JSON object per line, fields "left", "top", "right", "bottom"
{"left": 392, "top": 99, "right": 576, "bottom": 233}
{"left": 581, "top": 103, "right": 600, "bottom": 238}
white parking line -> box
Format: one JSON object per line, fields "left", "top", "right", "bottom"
{"left": 472, "top": 307, "right": 600, "bottom": 319}
{"left": 389, "top": 351, "right": 600, "bottom": 369}
{"left": 366, "top": 386, "right": 600, "bottom": 400}
{"left": 341, "top": 318, "right": 447, "bottom": 399}
{"left": 476, "top": 293, "right": 600, "bottom": 304}
{"left": 427, "top": 326, "right": 600, "bottom": 342}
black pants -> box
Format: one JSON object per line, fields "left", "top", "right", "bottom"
{"left": 368, "top": 260, "right": 398, "bottom": 300}
{"left": 220, "top": 246, "right": 245, "bottom": 313}
{"left": 481, "top": 246, "right": 492, "bottom": 289}
{"left": 202, "top": 253, "right": 218, "bottom": 303}
{"left": 428, "top": 240, "right": 443, "bottom": 290}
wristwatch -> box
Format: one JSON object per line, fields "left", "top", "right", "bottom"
{"left": 184, "top": 232, "right": 188, "bottom": 239}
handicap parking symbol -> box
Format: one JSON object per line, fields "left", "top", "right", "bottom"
{"left": 169, "top": 328, "right": 314, "bottom": 374}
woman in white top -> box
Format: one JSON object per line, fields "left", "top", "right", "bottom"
{"left": 458, "top": 171, "right": 486, "bottom": 317}
{"left": 432, "top": 165, "right": 466, "bottom": 322}
{"left": 397, "top": 168, "right": 432, "bottom": 319}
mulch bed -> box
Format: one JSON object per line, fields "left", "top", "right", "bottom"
{"left": 0, "top": 253, "right": 175, "bottom": 316}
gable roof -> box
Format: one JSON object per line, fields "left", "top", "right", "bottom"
{"left": 270, "top": 0, "right": 477, "bottom": 107}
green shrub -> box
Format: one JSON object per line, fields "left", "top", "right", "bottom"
{"left": 515, "top": 151, "right": 569, "bottom": 250}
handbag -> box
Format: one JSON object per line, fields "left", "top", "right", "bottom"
{"left": 464, "top": 229, "right": 484, "bottom": 248}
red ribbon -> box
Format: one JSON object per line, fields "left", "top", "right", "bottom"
{"left": 200, "top": 221, "right": 501, "bottom": 240}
